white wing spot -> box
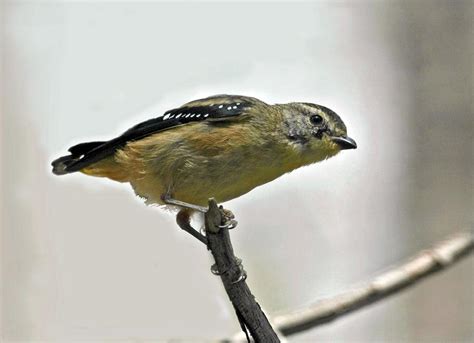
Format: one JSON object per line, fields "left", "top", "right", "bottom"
{"left": 236, "top": 102, "right": 241, "bottom": 105}
{"left": 163, "top": 114, "right": 170, "bottom": 120}
{"left": 196, "top": 114, "right": 201, "bottom": 117}
{"left": 227, "top": 106, "right": 232, "bottom": 110}
{"left": 204, "top": 113, "right": 209, "bottom": 117}
{"left": 190, "top": 113, "right": 195, "bottom": 117}
{"left": 232, "top": 106, "right": 237, "bottom": 109}
{"left": 185, "top": 113, "right": 191, "bottom": 117}
{"left": 218, "top": 105, "right": 224, "bottom": 109}
{"left": 176, "top": 113, "right": 182, "bottom": 118}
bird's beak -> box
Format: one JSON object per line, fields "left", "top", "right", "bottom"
{"left": 331, "top": 136, "right": 357, "bottom": 150}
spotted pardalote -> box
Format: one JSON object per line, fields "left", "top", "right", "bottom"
{"left": 52, "top": 94, "right": 356, "bottom": 238}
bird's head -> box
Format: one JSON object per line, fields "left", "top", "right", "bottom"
{"left": 280, "top": 102, "right": 357, "bottom": 163}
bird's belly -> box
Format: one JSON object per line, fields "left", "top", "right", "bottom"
{"left": 173, "top": 169, "right": 282, "bottom": 206}
{"left": 129, "top": 153, "right": 294, "bottom": 207}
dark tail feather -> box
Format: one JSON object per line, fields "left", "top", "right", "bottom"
{"left": 51, "top": 141, "right": 105, "bottom": 175}
{"left": 68, "top": 141, "right": 105, "bottom": 156}
{"left": 51, "top": 155, "right": 77, "bottom": 175}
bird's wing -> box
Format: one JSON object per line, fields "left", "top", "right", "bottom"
{"left": 54, "top": 95, "right": 262, "bottom": 173}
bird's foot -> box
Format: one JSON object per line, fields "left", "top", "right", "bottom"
{"left": 210, "top": 257, "right": 247, "bottom": 283}
{"left": 218, "top": 205, "right": 238, "bottom": 230}
{"left": 170, "top": 197, "right": 239, "bottom": 245}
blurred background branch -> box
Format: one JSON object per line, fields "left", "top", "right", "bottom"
{"left": 230, "top": 229, "right": 473, "bottom": 340}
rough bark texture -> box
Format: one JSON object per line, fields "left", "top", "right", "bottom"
{"left": 205, "top": 199, "right": 280, "bottom": 343}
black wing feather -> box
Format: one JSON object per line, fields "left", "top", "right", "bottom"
{"left": 53, "top": 96, "right": 253, "bottom": 173}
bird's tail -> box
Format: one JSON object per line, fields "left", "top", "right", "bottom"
{"left": 51, "top": 141, "right": 105, "bottom": 175}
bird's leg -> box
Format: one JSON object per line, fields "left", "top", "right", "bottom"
{"left": 176, "top": 209, "right": 208, "bottom": 245}
{"left": 161, "top": 194, "right": 208, "bottom": 213}
{"left": 162, "top": 194, "right": 209, "bottom": 244}
{"left": 161, "top": 194, "right": 237, "bottom": 227}
{"left": 165, "top": 195, "right": 243, "bottom": 279}
{"left": 162, "top": 194, "right": 237, "bottom": 229}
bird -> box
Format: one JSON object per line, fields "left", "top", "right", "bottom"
{"left": 52, "top": 94, "right": 356, "bottom": 243}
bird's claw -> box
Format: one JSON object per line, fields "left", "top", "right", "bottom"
{"left": 232, "top": 267, "right": 247, "bottom": 284}
{"left": 219, "top": 219, "right": 238, "bottom": 230}
{"left": 218, "top": 206, "right": 237, "bottom": 229}
{"left": 231, "top": 258, "right": 247, "bottom": 283}
{"left": 210, "top": 257, "right": 246, "bottom": 283}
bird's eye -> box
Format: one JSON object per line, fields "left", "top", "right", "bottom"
{"left": 310, "top": 114, "right": 323, "bottom": 125}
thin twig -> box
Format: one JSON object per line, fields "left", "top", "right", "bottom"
{"left": 205, "top": 198, "right": 281, "bottom": 342}
{"left": 230, "top": 229, "right": 473, "bottom": 340}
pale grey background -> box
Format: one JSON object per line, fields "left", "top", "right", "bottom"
{"left": 1, "top": 0, "right": 473, "bottom": 341}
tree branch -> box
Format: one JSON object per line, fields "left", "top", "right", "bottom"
{"left": 204, "top": 199, "right": 281, "bottom": 342}
{"left": 229, "top": 229, "right": 473, "bottom": 340}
